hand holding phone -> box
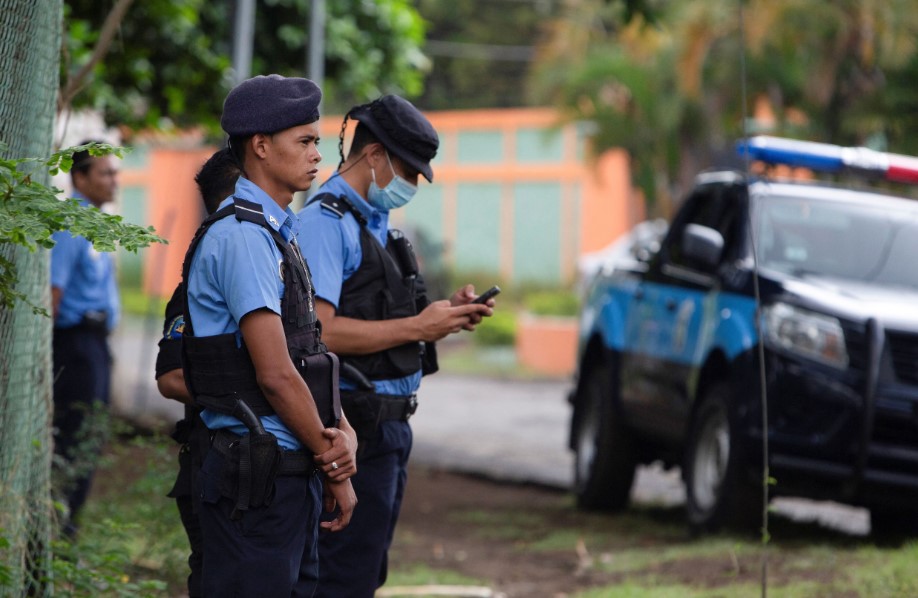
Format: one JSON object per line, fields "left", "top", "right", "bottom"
{"left": 471, "top": 285, "right": 501, "bottom": 305}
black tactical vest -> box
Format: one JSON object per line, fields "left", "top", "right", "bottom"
{"left": 312, "top": 193, "right": 438, "bottom": 381}
{"left": 181, "top": 198, "right": 341, "bottom": 428}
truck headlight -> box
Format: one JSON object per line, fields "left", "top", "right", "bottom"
{"left": 762, "top": 303, "right": 849, "bottom": 369}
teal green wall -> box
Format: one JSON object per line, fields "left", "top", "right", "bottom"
{"left": 120, "top": 144, "right": 149, "bottom": 170}
{"left": 403, "top": 184, "right": 444, "bottom": 249}
{"left": 458, "top": 130, "right": 503, "bottom": 163}
{"left": 513, "top": 182, "right": 561, "bottom": 283}
{"left": 454, "top": 183, "right": 502, "bottom": 273}
{"left": 118, "top": 185, "right": 146, "bottom": 288}
{"left": 402, "top": 185, "right": 446, "bottom": 282}
{"left": 516, "top": 127, "right": 563, "bottom": 163}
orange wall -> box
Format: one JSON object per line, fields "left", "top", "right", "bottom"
{"left": 140, "top": 148, "right": 216, "bottom": 296}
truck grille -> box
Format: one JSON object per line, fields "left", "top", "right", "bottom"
{"left": 886, "top": 330, "right": 918, "bottom": 386}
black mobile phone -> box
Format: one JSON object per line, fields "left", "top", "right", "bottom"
{"left": 472, "top": 285, "right": 501, "bottom": 304}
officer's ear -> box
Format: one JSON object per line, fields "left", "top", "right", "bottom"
{"left": 363, "top": 143, "right": 387, "bottom": 169}
{"left": 251, "top": 133, "right": 272, "bottom": 160}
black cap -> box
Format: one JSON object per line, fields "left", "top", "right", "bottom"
{"left": 221, "top": 74, "right": 322, "bottom": 137}
{"left": 350, "top": 95, "right": 439, "bottom": 182}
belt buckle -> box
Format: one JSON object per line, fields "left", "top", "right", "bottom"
{"left": 405, "top": 395, "right": 418, "bottom": 420}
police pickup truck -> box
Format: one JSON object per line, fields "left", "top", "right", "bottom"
{"left": 569, "top": 137, "right": 918, "bottom": 533}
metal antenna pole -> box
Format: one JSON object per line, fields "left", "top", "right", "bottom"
{"left": 308, "top": 0, "right": 326, "bottom": 96}
{"left": 233, "top": 0, "right": 256, "bottom": 84}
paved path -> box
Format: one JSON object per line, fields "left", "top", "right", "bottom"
{"left": 111, "top": 321, "right": 869, "bottom": 536}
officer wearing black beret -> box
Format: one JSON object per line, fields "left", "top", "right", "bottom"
{"left": 181, "top": 74, "right": 358, "bottom": 596}
{"left": 297, "top": 95, "right": 495, "bottom": 597}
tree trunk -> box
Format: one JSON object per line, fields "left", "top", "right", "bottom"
{"left": 0, "top": 1, "right": 63, "bottom": 594}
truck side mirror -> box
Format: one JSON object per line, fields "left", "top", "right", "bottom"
{"left": 682, "top": 224, "right": 724, "bottom": 269}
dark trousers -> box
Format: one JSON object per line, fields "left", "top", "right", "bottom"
{"left": 170, "top": 438, "right": 204, "bottom": 597}
{"left": 52, "top": 326, "right": 111, "bottom": 533}
{"left": 197, "top": 447, "right": 323, "bottom": 597}
{"left": 169, "top": 415, "right": 208, "bottom": 597}
{"left": 316, "top": 420, "right": 413, "bottom": 598}
{"left": 175, "top": 494, "right": 203, "bottom": 597}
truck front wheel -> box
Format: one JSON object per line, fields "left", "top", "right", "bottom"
{"left": 684, "top": 382, "right": 759, "bottom": 532}
{"left": 572, "top": 360, "right": 636, "bottom": 511}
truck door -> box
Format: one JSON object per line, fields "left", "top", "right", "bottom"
{"left": 623, "top": 183, "right": 743, "bottom": 443}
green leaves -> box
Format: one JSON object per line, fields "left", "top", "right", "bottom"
{"left": 63, "top": 0, "right": 428, "bottom": 132}
{"left": 0, "top": 142, "right": 165, "bottom": 313}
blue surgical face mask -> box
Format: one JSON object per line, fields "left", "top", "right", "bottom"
{"left": 367, "top": 152, "right": 418, "bottom": 211}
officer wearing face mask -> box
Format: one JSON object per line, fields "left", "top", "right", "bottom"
{"left": 297, "top": 95, "right": 495, "bottom": 597}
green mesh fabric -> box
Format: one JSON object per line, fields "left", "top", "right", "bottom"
{"left": 0, "top": 0, "right": 63, "bottom": 594}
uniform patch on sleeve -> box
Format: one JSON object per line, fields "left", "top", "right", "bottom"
{"left": 164, "top": 315, "right": 185, "bottom": 340}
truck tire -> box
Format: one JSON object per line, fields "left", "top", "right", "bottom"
{"left": 684, "top": 382, "right": 760, "bottom": 532}
{"left": 869, "top": 507, "right": 918, "bottom": 538}
{"left": 572, "top": 360, "right": 636, "bottom": 511}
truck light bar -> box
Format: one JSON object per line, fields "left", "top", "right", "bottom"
{"left": 736, "top": 136, "right": 918, "bottom": 184}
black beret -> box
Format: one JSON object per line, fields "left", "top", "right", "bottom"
{"left": 221, "top": 74, "right": 322, "bottom": 137}
{"left": 350, "top": 95, "right": 439, "bottom": 182}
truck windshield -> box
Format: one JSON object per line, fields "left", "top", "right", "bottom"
{"left": 753, "top": 193, "right": 918, "bottom": 290}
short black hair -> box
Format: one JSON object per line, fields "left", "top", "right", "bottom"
{"left": 70, "top": 139, "right": 105, "bottom": 181}
{"left": 346, "top": 123, "right": 379, "bottom": 159}
{"left": 194, "top": 148, "right": 241, "bottom": 215}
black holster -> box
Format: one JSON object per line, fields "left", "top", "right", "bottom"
{"left": 234, "top": 431, "right": 282, "bottom": 519}
{"left": 211, "top": 429, "right": 282, "bottom": 520}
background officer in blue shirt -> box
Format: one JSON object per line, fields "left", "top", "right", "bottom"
{"left": 297, "top": 95, "right": 494, "bottom": 597}
{"left": 50, "top": 141, "right": 120, "bottom": 537}
{"left": 183, "top": 75, "right": 357, "bottom": 596}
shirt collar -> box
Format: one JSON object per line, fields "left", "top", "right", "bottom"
{"left": 220, "top": 177, "right": 298, "bottom": 240}
{"left": 72, "top": 190, "right": 92, "bottom": 209}
{"left": 320, "top": 173, "right": 384, "bottom": 223}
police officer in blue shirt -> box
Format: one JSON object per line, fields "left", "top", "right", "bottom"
{"left": 182, "top": 74, "right": 357, "bottom": 597}
{"left": 51, "top": 141, "right": 120, "bottom": 537}
{"left": 297, "top": 95, "right": 494, "bottom": 597}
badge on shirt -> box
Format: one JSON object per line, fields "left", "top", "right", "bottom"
{"left": 269, "top": 214, "right": 280, "bottom": 228}
{"left": 164, "top": 315, "right": 185, "bottom": 340}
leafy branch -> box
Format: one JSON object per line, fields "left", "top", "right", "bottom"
{"left": 0, "top": 142, "right": 165, "bottom": 314}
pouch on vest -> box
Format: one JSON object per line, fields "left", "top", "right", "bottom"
{"left": 389, "top": 232, "right": 419, "bottom": 279}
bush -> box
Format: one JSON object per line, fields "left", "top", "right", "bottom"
{"left": 473, "top": 310, "right": 517, "bottom": 346}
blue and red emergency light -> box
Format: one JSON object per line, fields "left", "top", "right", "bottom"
{"left": 737, "top": 136, "right": 918, "bottom": 184}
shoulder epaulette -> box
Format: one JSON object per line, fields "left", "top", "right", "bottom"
{"left": 311, "top": 193, "right": 367, "bottom": 227}
{"left": 232, "top": 197, "right": 264, "bottom": 225}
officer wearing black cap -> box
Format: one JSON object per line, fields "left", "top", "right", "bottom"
{"left": 297, "top": 95, "right": 495, "bottom": 597}
{"left": 182, "top": 74, "right": 358, "bottom": 596}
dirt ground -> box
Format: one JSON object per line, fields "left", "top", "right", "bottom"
{"left": 391, "top": 464, "right": 605, "bottom": 597}
{"left": 389, "top": 463, "right": 866, "bottom": 598}
{"left": 405, "top": 470, "right": 599, "bottom": 598}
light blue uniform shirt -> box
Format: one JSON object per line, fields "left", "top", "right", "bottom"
{"left": 297, "top": 174, "right": 422, "bottom": 397}
{"left": 50, "top": 194, "right": 120, "bottom": 331}
{"left": 186, "top": 177, "right": 303, "bottom": 450}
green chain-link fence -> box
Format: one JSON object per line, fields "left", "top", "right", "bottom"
{"left": 0, "top": 0, "right": 63, "bottom": 595}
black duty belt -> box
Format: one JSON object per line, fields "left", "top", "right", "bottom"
{"left": 210, "top": 429, "right": 317, "bottom": 476}
{"left": 376, "top": 393, "right": 419, "bottom": 421}
{"left": 54, "top": 312, "right": 110, "bottom": 337}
